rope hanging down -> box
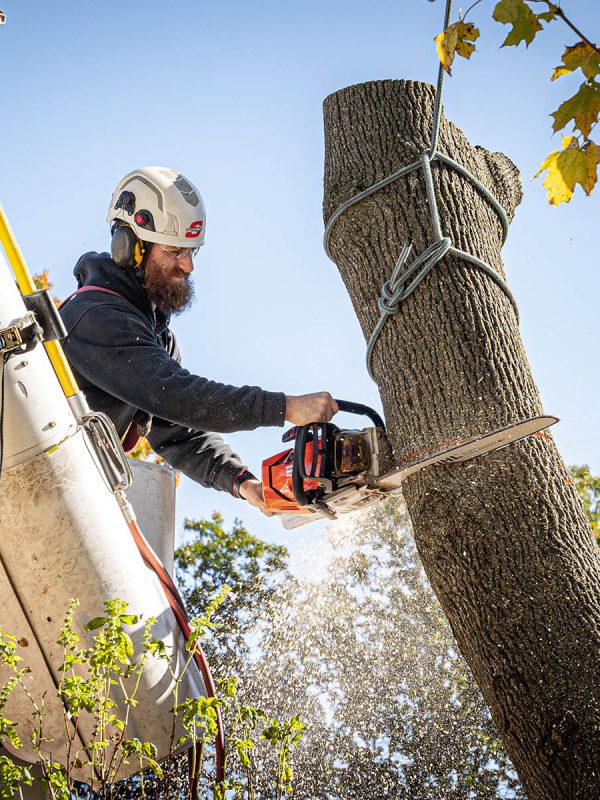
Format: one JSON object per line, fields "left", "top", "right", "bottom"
{"left": 323, "top": 0, "right": 519, "bottom": 381}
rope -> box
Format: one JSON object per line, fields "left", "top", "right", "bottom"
{"left": 323, "top": 0, "right": 519, "bottom": 380}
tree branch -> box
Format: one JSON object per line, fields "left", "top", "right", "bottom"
{"left": 462, "top": 0, "right": 484, "bottom": 22}
{"left": 531, "top": 1, "right": 600, "bottom": 56}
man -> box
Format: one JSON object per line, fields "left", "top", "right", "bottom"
{"left": 60, "top": 166, "right": 338, "bottom": 515}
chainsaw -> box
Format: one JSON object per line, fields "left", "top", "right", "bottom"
{"left": 262, "top": 399, "right": 558, "bottom": 530}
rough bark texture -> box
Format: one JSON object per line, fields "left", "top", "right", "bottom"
{"left": 323, "top": 80, "right": 600, "bottom": 799}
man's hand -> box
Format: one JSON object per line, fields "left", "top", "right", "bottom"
{"left": 239, "top": 479, "right": 273, "bottom": 516}
{"left": 285, "top": 392, "right": 339, "bottom": 425}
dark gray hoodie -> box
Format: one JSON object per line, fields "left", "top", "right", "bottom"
{"left": 59, "top": 251, "right": 286, "bottom": 495}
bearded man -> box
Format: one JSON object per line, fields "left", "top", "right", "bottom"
{"left": 59, "top": 166, "right": 337, "bottom": 515}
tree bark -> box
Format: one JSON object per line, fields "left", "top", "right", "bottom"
{"left": 322, "top": 79, "right": 600, "bottom": 799}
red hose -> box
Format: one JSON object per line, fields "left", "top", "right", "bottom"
{"left": 127, "top": 520, "right": 226, "bottom": 790}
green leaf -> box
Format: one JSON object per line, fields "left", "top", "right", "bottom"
{"left": 119, "top": 614, "right": 139, "bottom": 625}
{"left": 492, "top": 0, "right": 542, "bottom": 47}
{"left": 551, "top": 82, "right": 600, "bottom": 138}
{"left": 0, "top": 755, "right": 33, "bottom": 799}
{"left": 551, "top": 42, "right": 600, "bottom": 82}
{"left": 537, "top": 10, "right": 556, "bottom": 23}
{"left": 145, "top": 758, "right": 163, "bottom": 778}
{"left": 84, "top": 617, "right": 107, "bottom": 631}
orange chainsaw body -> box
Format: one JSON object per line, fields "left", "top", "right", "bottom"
{"left": 262, "top": 443, "right": 322, "bottom": 514}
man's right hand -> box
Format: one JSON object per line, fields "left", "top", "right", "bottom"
{"left": 285, "top": 392, "right": 339, "bottom": 425}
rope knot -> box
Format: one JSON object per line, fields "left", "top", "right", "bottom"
{"left": 379, "top": 281, "right": 400, "bottom": 315}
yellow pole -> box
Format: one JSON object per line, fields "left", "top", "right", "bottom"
{"left": 0, "top": 204, "right": 36, "bottom": 295}
{"left": 0, "top": 204, "right": 80, "bottom": 398}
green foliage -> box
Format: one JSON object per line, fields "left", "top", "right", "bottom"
{"left": 177, "top": 512, "right": 288, "bottom": 599}
{"left": 0, "top": 755, "right": 32, "bottom": 799}
{"left": 54, "top": 598, "right": 164, "bottom": 787}
{"left": 435, "top": 0, "right": 600, "bottom": 204}
{"left": 0, "top": 629, "right": 29, "bottom": 751}
{"left": 261, "top": 715, "right": 306, "bottom": 799}
{"left": 552, "top": 41, "right": 600, "bottom": 82}
{"left": 569, "top": 464, "right": 600, "bottom": 539}
{"left": 551, "top": 82, "right": 600, "bottom": 139}
{"left": 175, "top": 512, "right": 288, "bottom": 667}
{"left": 492, "top": 0, "right": 549, "bottom": 48}
{"left": 0, "top": 591, "right": 305, "bottom": 799}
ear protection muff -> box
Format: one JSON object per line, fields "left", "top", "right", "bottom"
{"left": 111, "top": 223, "right": 146, "bottom": 268}
{"left": 110, "top": 191, "right": 156, "bottom": 270}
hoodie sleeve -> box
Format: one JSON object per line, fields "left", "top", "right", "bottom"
{"left": 62, "top": 299, "right": 286, "bottom": 433}
{"left": 146, "top": 417, "right": 253, "bottom": 495}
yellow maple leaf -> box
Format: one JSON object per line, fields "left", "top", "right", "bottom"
{"left": 551, "top": 42, "right": 600, "bottom": 82}
{"left": 535, "top": 136, "right": 600, "bottom": 205}
{"left": 583, "top": 141, "right": 600, "bottom": 194}
{"left": 33, "top": 270, "right": 52, "bottom": 291}
{"left": 32, "top": 269, "right": 62, "bottom": 307}
{"left": 551, "top": 82, "right": 600, "bottom": 139}
{"left": 129, "top": 436, "right": 154, "bottom": 461}
{"left": 434, "top": 21, "right": 479, "bottom": 76}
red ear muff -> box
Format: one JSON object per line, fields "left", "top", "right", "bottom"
{"left": 111, "top": 224, "right": 142, "bottom": 268}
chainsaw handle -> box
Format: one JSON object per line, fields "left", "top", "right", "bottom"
{"left": 292, "top": 423, "right": 313, "bottom": 507}
{"left": 334, "top": 399, "right": 386, "bottom": 432}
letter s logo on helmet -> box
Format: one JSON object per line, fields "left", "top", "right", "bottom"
{"left": 107, "top": 167, "right": 206, "bottom": 250}
{"left": 185, "top": 220, "right": 204, "bottom": 239}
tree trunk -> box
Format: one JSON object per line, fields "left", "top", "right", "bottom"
{"left": 322, "top": 79, "right": 600, "bottom": 799}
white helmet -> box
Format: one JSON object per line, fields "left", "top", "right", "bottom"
{"left": 107, "top": 166, "right": 206, "bottom": 248}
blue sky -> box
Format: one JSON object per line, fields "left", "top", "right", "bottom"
{"left": 1, "top": 0, "right": 598, "bottom": 549}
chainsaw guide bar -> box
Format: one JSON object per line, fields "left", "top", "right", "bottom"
{"left": 277, "top": 414, "right": 558, "bottom": 530}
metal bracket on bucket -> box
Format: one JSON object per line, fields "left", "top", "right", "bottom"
{"left": 82, "top": 411, "right": 132, "bottom": 493}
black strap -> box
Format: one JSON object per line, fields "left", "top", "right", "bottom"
{"left": 0, "top": 314, "right": 43, "bottom": 357}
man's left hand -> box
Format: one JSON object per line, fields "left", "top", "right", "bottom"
{"left": 239, "top": 479, "right": 273, "bottom": 516}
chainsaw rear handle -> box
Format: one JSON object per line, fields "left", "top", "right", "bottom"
{"left": 292, "top": 422, "right": 326, "bottom": 507}
{"left": 334, "top": 400, "right": 386, "bottom": 432}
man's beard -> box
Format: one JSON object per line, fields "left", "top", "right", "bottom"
{"left": 143, "top": 269, "right": 195, "bottom": 315}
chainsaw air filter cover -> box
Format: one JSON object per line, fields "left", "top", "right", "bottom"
{"left": 333, "top": 432, "right": 370, "bottom": 475}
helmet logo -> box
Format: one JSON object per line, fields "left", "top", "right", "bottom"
{"left": 185, "top": 220, "right": 204, "bottom": 238}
